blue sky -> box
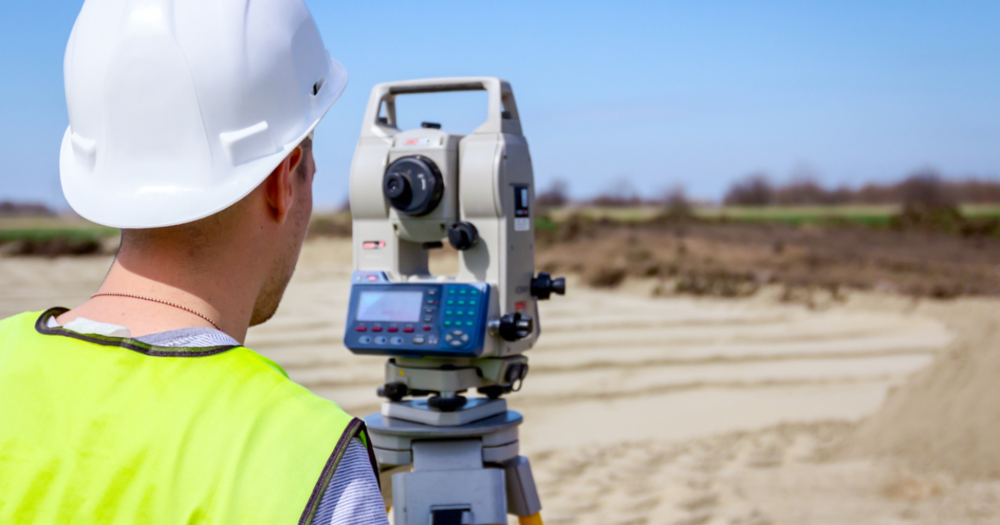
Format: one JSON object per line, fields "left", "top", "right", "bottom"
{"left": 1, "top": 1, "right": 998, "bottom": 208}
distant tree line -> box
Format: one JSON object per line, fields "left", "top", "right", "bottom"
{"left": 536, "top": 171, "right": 1000, "bottom": 209}
{"left": 723, "top": 170, "right": 1000, "bottom": 207}
{"left": 0, "top": 201, "right": 55, "bottom": 217}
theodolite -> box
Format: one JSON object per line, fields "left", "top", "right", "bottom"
{"left": 343, "top": 77, "right": 564, "bottom": 525}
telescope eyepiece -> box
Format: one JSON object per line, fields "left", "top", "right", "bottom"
{"left": 383, "top": 156, "right": 444, "bottom": 216}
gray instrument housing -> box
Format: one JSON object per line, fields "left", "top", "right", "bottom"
{"left": 348, "top": 77, "right": 539, "bottom": 359}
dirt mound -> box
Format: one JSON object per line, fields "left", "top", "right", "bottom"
{"left": 846, "top": 299, "right": 1000, "bottom": 479}
{"left": 537, "top": 218, "right": 1000, "bottom": 299}
{"left": 890, "top": 203, "right": 1000, "bottom": 237}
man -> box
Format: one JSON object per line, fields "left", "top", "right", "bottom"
{"left": 0, "top": 0, "right": 388, "bottom": 523}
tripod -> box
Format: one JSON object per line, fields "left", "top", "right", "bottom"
{"left": 366, "top": 396, "right": 543, "bottom": 525}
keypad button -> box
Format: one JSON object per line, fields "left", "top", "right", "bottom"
{"left": 445, "top": 334, "right": 454, "bottom": 342}
{"left": 358, "top": 336, "right": 372, "bottom": 344}
{"left": 423, "top": 326, "right": 432, "bottom": 331}
{"left": 461, "top": 334, "right": 469, "bottom": 342}
{"left": 446, "top": 300, "right": 455, "bottom": 305}
{"left": 449, "top": 289, "right": 456, "bottom": 295}
{"left": 424, "top": 316, "right": 433, "bottom": 323}
{"left": 466, "top": 321, "right": 474, "bottom": 327}
{"left": 371, "top": 326, "right": 383, "bottom": 332}
{"left": 374, "top": 336, "right": 388, "bottom": 345}
{"left": 444, "top": 321, "right": 452, "bottom": 327}
{"left": 428, "top": 289, "right": 437, "bottom": 296}
{"left": 445, "top": 309, "right": 452, "bottom": 315}
{"left": 469, "top": 300, "right": 477, "bottom": 306}
{"left": 390, "top": 337, "right": 403, "bottom": 345}
{"left": 355, "top": 326, "right": 367, "bottom": 332}
{"left": 403, "top": 327, "right": 415, "bottom": 333}
{"left": 450, "top": 339, "right": 463, "bottom": 346}
{"left": 428, "top": 336, "right": 439, "bottom": 345}
{"left": 388, "top": 327, "right": 399, "bottom": 333}
{"left": 457, "top": 300, "right": 466, "bottom": 305}
{"left": 451, "top": 330, "right": 465, "bottom": 337}
{"left": 413, "top": 337, "right": 425, "bottom": 345}
{"left": 470, "top": 290, "right": 479, "bottom": 295}
{"left": 459, "top": 289, "right": 467, "bottom": 295}
{"left": 424, "top": 307, "right": 434, "bottom": 314}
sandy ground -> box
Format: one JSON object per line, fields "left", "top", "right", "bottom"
{"left": 2, "top": 238, "right": 998, "bottom": 524}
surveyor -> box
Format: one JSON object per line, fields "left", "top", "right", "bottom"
{"left": 0, "top": 1, "right": 389, "bottom": 524}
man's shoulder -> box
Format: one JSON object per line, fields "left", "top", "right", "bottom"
{"left": 228, "top": 346, "right": 355, "bottom": 426}
{"left": 0, "top": 310, "right": 45, "bottom": 340}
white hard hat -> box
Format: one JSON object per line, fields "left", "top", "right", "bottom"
{"left": 59, "top": 0, "right": 347, "bottom": 228}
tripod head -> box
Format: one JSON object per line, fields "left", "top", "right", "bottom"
{"left": 344, "top": 78, "right": 564, "bottom": 412}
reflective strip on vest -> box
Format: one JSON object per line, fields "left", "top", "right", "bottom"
{"left": 0, "top": 308, "right": 378, "bottom": 524}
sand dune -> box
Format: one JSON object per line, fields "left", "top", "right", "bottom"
{"left": 3, "top": 238, "right": 997, "bottom": 524}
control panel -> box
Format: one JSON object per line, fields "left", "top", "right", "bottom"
{"left": 344, "top": 271, "right": 491, "bottom": 357}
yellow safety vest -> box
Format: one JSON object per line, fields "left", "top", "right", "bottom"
{"left": 0, "top": 308, "right": 376, "bottom": 524}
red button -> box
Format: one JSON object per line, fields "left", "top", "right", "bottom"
{"left": 355, "top": 326, "right": 367, "bottom": 332}
{"left": 371, "top": 326, "right": 383, "bottom": 332}
{"left": 388, "top": 327, "right": 399, "bottom": 333}
{"left": 423, "top": 326, "right": 432, "bottom": 331}
{"left": 403, "top": 327, "right": 415, "bottom": 333}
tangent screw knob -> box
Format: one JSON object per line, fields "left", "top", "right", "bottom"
{"left": 531, "top": 272, "right": 566, "bottom": 300}
{"left": 499, "top": 312, "right": 533, "bottom": 341}
{"left": 447, "top": 222, "right": 479, "bottom": 251}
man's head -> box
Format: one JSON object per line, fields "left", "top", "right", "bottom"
{"left": 119, "top": 137, "right": 315, "bottom": 326}
{"left": 60, "top": 0, "right": 346, "bottom": 229}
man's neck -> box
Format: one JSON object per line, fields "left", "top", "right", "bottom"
{"left": 57, "top": 247, "right": 263, "bottom": 344}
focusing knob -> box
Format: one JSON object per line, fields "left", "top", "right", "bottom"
{"left": 383, "top": 156, "right": 444, "bottom": 216}
{"left": 448, "top": 222, "right": 479, "bottom": 250}
{"left": 498, "top": 312, "right": 534, "bottom": 341}
{"left": 531, "top": 272, "right": 567, "bottom": 300}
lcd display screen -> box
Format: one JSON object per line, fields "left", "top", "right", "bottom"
{"left": 357, "top": 291, "right": 424, "bottom": 322}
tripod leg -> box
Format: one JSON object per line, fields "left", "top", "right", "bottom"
{"left": 504, "top": 456, "right": 542, "bottom": 522}
{"left": 517, "top": 513, "right": 543, "bottom": 525}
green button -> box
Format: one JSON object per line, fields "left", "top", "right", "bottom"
{"left": 457, "top": 300, "right": 465, "bottom": 305}
{"left": 444, "top": 321, "right": 452, "bottom": 327}
{"left": 447, "top": 300, "right": 454, "bottom": 305}
{"left": 466, "top": 321, "right": 474, "bottom": 327}
{"left": 469, "top": 300, "right": 477, "bottom": 306}
{"left": 465, "top": 311, "right": 473, "bottom": 316}
{"left": 449, "top": 289, "right": 456, "bottom": 295}
{"left": 445, "top": 310, "right": 452, "bottom": 315}
{"left": 459, "top": 289, "right": 467, "bottom": 295}
{"left": 471, "top": 290, "right": 479, "bottom": 295}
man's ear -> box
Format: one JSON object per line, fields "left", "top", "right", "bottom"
{"left": 264, "top": 146, "right": 304, "bottom": 223}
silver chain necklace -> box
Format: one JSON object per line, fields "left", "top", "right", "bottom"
{"left": 90, "top": 292, "right": 221, "bottom": 331}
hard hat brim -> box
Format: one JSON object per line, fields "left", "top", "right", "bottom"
{"left": 60, "top": 57, "right": 348, "bottom": 230}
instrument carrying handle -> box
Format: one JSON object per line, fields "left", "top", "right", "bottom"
{"left": 360, "top": 77, "right": 522, "bottom": 138}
